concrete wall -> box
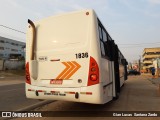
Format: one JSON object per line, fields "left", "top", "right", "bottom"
{"left": 3, "top": 60, "right": 25, "bottom": 70}
{"left": 0, "top": 60, "right": 4, "bottom": 70}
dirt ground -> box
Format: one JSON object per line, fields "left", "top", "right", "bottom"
{"left": 0, "top": 70, "right": 25, "bottom": 77}
{"left": 0, "top": 70, "right": 25, "bottom": 86}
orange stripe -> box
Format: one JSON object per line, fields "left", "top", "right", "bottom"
{"left": 60, "top": 62, "right": 74, "bottom": 79}
{"left": 65, "top": 61, "right": 81, "bottom": 79}
{"left": 56, "top": 62, "right": 70, "bottom": 79}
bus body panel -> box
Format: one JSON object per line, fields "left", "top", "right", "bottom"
{"left": 26, "top": 83, "right": 103, "bottom": 104}
{"left": 119, "top": 64, "right": 125, "bottom": 87}
{"left": 26, "top": 10, "right": 94, "bottom": 88}
{"left": 111, "top": 61, "right": 116, "bottom": 97}
{"left": 26, "top": 9, "right": 127, "bottom": 104}
{"left": 100, "top": 58, "right": 113, "bottom": 103}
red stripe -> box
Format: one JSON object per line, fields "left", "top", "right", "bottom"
{"left": 69, "top": 92, "right": 75, "bottom": 94}
{"left": 51, "top": 91, "right": 56, "bottom": 93}
{"left": 37, "top": 90, "right": 43, "bottom": 92}
{"left": 28, "top": 89, "right": 32, "bottom": 91}
{"left": 86, "top": 92, "right": 92, "bottom": 95}
{"left": 50, "top": 59, "right": 60, "bottom": 61}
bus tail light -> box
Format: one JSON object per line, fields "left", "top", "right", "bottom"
{"left": 26, "top": 62, "right": 31, "bottom": 84}
{"left": 90, "top": 74, "right": 97, "bottom": 81}
{"left": 88, "top": 57, "right": 99, "bottom": 86}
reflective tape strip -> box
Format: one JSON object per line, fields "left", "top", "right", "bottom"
{"left": 65, "top": 92, "right": 75, "bottom": 94}
{"left": 86, "top": 92, "right": 92, "bottom": 95}
{"left": 80, "top": 92, "right": 86, "bottom": 94}
{"left": 28, "top": 89, "right": 35, "bottom": 91}
{"left": 80, "top": 92, "right": 92, "bottom": 95}
{"left": 51, "top": 91, "right": 60, "bottom": 93}
{"left": 37, "top": 90, "right": 46, "bottom": 92}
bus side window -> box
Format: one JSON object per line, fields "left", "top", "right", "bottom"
{"left": 100, "top": 41, "right": 105, "bottom": 56}
{"left": 104, "top": 41, "right": 111, "bottom": 59}
{"left": 108, "top": 35, "right": 112, "bottom": 41}
{"left": 102, "top": 29, "right": 107, "bottom": 42}
{"left": 118, "top": 52, "right": 121, "bottom": 64}
{"left": 98, "top": 19, "right": 111, "bottom": 60}
{"left": 99, "top": 26, "right": 102, "bottom": 40}
{"left": 99, "top": 25, "right": 106, "bottom": 57}
{"left": 102, "top": 29, "right": 111, "bottom": 60}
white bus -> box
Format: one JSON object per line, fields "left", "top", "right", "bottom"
{"left": 26, "top": 9, "right": 128, "bottom": 104}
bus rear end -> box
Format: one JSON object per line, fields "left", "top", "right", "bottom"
{"left": 26, "top": 10, "right": 103, "bottom": 104}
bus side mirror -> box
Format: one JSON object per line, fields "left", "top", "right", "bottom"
{"left": 121, "top": 59, "right": 126, "bottom": 65}
{"left": 121, "top": 59, "right": 128, "bottom": 65}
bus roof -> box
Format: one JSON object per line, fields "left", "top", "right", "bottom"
{"left": 35, "top": 9, "right": 96, "bottom": 23}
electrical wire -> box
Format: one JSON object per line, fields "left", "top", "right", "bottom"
{"left": 118, "top": 42, "right": 160, "bottom": 46}
{"left": 0, "top": 24, "right": 160, "bottom": 49}
{"left": 0, "top": 25, "right": 26, "bottom": 34}
{"left": 118, "top": 42, "right": 160, "bottom": 48}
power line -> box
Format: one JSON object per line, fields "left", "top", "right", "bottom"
{"left": 0, "top": 25, "right": 26, "bottom": 34}
{"left": 118, "top": 42, "right": 160, "bottom": 46}
{"left": 118, "top": 42, "right": 160, "bottom": 48}
{"left": 0, "top": 24, "right": 159, "bottom": 47}
{"left": 119, "top": 43, "right": 160, "bottom": 48}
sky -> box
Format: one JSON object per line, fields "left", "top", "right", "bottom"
{"left": 0, "top": 0, "right": 160, "bottom": 62}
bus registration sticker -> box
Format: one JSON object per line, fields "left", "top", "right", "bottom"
{"left": 50, "top": 79, "right": 63, "bottom": 85}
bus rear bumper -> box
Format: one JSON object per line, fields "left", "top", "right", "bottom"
{"left": 26, "top": 83, "right": 104, "bottom": 104}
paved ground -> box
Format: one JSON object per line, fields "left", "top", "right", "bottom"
{"left": 148, "top": 77, "right": 160, "bottom": 87}
{"left": 0, "top": 76, "right": 24, "bottom": 86}
{"left": 0, "top": 70, "right": 52, "bottom": 112}
{"left": 1, "top": 71, "right": 160, "bottom": 120}
{"left": 0, "top": 83, "right": 46, "bottom": 111}
{"left": 14, "top": 75, "right": 160, "bottom": 120}
{"left": 0, "top": 70, "right": 25, "bottom": 86}
{"left": 33, "top": 75, "right": 160, "bottom": 111}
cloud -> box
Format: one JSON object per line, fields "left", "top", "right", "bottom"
{"left": 117, "top": 0, "right": 160, "bottom": 18}
{"left": 0, "top": 0, "right": 110, "bottom": 40}
{"left": 148, "top": 0, "right": 160, "bottom": 5}
{"left": 118, "top": 0, "right": 144, "bottom": 12}
{"left": 143, "top": 11, "right": 160, "bottom": 18}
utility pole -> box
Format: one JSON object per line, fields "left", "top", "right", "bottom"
{"left": 139, "top": 55, "right": 141, "bottom": 74}
{"left": 157, "top": 58, "right": 160, "bottom": 77}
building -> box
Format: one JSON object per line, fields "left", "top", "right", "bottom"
{"left": 142, "top": 47, "right": 160, "bottom": 71}
{"left": 0, "top": 36, "right": 25, "bottom": 60}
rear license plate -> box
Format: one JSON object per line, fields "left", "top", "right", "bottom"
{"left": 50, "top": 80, "right": 63, "bottom": 84}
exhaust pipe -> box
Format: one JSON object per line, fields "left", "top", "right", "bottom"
{"left": 28, "top": 19, "right": 38, "bottom": 80}
{"left": 28, "top": 19, "right": 36, "bottom": 60}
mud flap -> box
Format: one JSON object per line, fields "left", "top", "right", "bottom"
{"left": 30, "top": 60, "right": 38, "bottom": 80}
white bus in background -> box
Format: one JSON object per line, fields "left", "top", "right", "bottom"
{"left": 26, "top": 9, "right": 128, "bottom": 104}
